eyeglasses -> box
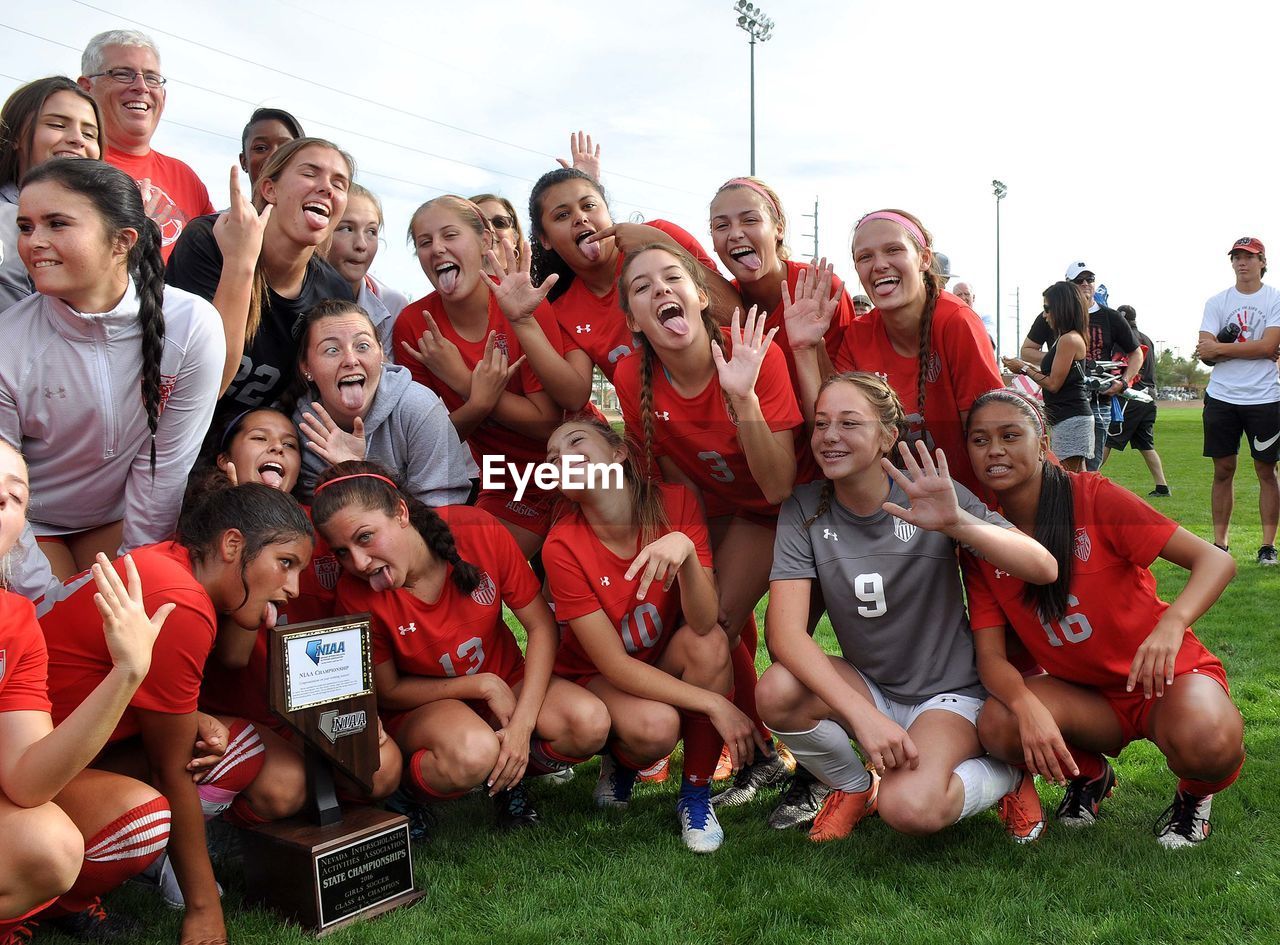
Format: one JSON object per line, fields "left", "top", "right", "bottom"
{"left": 88, "top": 68, "right": 167, "bottom": 89}
{"left": 1072, "top": 275, "right": 1095, "bottom": 286}
{"left": 488, "top": 214, "right": 515, "bottom": 230}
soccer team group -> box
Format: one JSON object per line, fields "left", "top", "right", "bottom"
{"left": 0, "top": 26, "right": 1263, "bottom": 945}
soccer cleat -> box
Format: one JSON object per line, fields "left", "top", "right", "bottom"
{"left": 997, "top": 772, "right": 1047, "bottom": 843}
{"left": 712, "top": 749, "right": 795, "bottom": 808}
{"left": 768, "top": 767, "right": 833, "bottom": 830}
{"left": 593, "top": 754, "right": 637, "bottom": 810}
{"left": 712, "top": 745, "right": 734, "bottom": 781}
{"left": 638, "top": 755, "right": 671, "bottom": 783}
{"left": 1148, "top": 485, "right": 1171, "bottom": 497}
{"left": 676, "top": 786, "right": 725, "bottom": 853}
{"left": 1257, "top": 545, "right": 1278, "bottom": 566}
{"left": 1213, "top": 542, "right": 1230, "bottom": 553}
{"left": 385, "top": 787, "right": 438, "bottom": 844}
{"left": 1055, "top": 760, "right": 1117, "bottom": 827}
{"left": 807, "top": 772, "right": 879, "bottom": 843}
{"left": 135, "top": 852, "right": 223, "bottom": 909}
{"left": 493, "top": 780, "right": 540, "bottom": 830}
{"left": 535, "top": 766, "right": 576, "bottom": 785}
{"left": 1154, "top": 790, "right": 1213, "bottom": 849}
{"left": 45, "top": 897, "right": 140, "bottom": 942}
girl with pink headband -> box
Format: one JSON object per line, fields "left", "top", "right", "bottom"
{"left": 788, "top": 208, "right": 1002, "bottom": 499}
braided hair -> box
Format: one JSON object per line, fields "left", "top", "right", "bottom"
{"left": 21, "top": 159, "right": 166, "bottom": 474}
{"left": 967, "top": 389, "right": 1074, "bottom": 621}
{"left": 312, "top": 461, "right": 482, "bottom": 594}
{"left": 528, "top": 167, "right": 610, "bottom": 304}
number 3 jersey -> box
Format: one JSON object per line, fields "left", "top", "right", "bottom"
{"left": 544, "top": 483, "right": 714, "bottom": 679}
{"left": 335, "top": 505, "right": 542, "bottom": 684}
{"left": 772, "top": 479, "right": 1011, "bottom": 703}
{"left": 963, "top": 473, "right": 1220, "bottom": 692}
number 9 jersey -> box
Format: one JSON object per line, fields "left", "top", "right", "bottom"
{"left": 334, "top": 506, "right": 542, "bottom": 684}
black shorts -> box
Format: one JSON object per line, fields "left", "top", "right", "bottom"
{"left": 1202, "top": 394, "right": 1280, "bottom": 462}
{"left": 1107, "top": 399, "right": 1157, "bottom": 451}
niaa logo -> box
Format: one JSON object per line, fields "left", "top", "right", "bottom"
{"left": 306, "top": 639, "right": 346, "bottom": 665}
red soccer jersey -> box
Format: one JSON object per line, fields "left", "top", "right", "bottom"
{"left": 103, "top": 146, "right": 215, "bottom": 261}
{"left": 40, "top": 543, "right": 216, "bottom": 740}
{"left": 0, "top": 591, "right": 52, "bottom": 714}
{"left": 962, "top": 473, "right": 1211, "bottom": 692}
{"left": 615, "top": 331, "right": 804, "bottom": 518}
{"left": 544, "top": 484, "right": 714, "bottom": 678}
{"left": 551, "top": 219, "right": 720, "bottom": 382}
{"left": 393, "top": 291, "right": 555, "bottom": 470}
{"left": 737, "top": 259, "right": 854, "bottom": 392}
{"left": 833, "top": 292, "right": 1001, "bottom": 499}
{"left": 334, "top": 506, "right": 541, "bottom": 683}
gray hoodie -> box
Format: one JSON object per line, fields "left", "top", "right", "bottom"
{"left": 295, "top": 362, "right": 477, "bottom": 504}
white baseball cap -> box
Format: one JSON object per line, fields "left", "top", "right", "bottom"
{"left": 1064, "top": 261, "right": 1095, "bottom": 281}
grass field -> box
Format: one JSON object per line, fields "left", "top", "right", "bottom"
{"left": 61, "top": 408, "right": 1279, "bottom": 945}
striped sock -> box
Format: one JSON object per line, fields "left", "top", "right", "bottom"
{"left": 56, "top": 796, "right": 171, "bottom": 913}
{"left": 196, "top": 720, "right": 266, "bottom": 819}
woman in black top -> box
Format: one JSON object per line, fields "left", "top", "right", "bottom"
{"left": 1004, "top": 282, "right": 1091, "bottom": 470}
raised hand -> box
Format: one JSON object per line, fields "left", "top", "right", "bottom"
{"left": 399, "top": 310, "right": 470, "bottom": 395}
{"left": 880, "top": 440, "right": 962, "bottom": 534}
{"left": 468, "top": 331, "right": 525, "bottom": 413}
{"left": 555, "top": 129, "right": 602, "bottom": 181}
{"left": 93, "top": 552, "right": 170, "bottom": 684}
{"left": 481, "top": 237, "right": 558, "bottom": 324}
{"left": 212, "top": 165, "right": 272, "bottom": 269}
{"left": 780, "top": 258, "right": 839, "bottom": 351}
{"left": 711, "top": 305, "right": 778, "bottom": 402}
{"left": 300, "top": 401, "right": 366, "bottom": 466}
{"left": 625, "top": 532, "right": 697, "bottom": 600}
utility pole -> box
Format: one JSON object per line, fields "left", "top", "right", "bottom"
{"left": 1014, "top": 287, "right": 1021, "bottom": 356}
{"left": 801, "top": 197, "right": 819, "bottom": 260}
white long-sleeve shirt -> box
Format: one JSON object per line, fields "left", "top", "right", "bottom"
{"left": 0, "top": 279, "right": 224, "bottom": 599}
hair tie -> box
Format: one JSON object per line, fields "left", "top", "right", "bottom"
{"left": 719, "top": 177, "right": 781, "bottom": 218}
{"left": 217, "top": 409, "right": 256, "bottom": 453}
{"left": 856, "top": 211, "right": 928, "bottom": 249}
{"left": 314, "top": 472, "right": 399, "bottom": 495}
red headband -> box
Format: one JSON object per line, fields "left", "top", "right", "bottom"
{"left": 719, "top": 177, "right": 781, "bottom": 218}
{"left": 313, "top": 472, "right": 399, "bottom": 495}
{"left": 856, "top": 211, "right": 928, "bottom": 249}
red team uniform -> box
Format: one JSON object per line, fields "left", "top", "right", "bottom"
{"left": 544, "top": 484, "right": 714, "bottom": 683}
{"left": 0, "top": 591, "right": 53, "bottom": 715}
{"left": 334, "top": 506, "right": 542, "bottom": 735}
{"left": 615, "top": 334, "right": 808, "bottom": 522}
{"left": 833, "top": 292, "right": 1001, "bottom": 499}
{"left": 38, "top": 543, "right": 217, "bottom": 741}
{"left": 551, "top": 220, "right": 719, "bottom": 382}
{"left": 963, "top": 474, "right": 1229, "bottom": 743}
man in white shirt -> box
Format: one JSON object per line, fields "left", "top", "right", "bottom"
{"left": 1195, "top": 236, "right": 1280, "bottom": 565}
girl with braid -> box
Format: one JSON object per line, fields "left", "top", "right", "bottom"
{"left": 788, "top": 209, "right": 1001, "bottom": 500}
{"left": 612, "top": 243, "right": 806, "bottom": 808}
{"left": 1, "top": 159, "right": 223, "bottom": 600}
{"left": 312, "top": 461, "right": 609, "bottom": 834}
{"left": 759, "top": 373, "right": 1056, "bottom": 845}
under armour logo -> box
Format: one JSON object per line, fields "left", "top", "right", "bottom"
{"left": 43, "top": 386, "right": 67, "bottom": 399}
{"left": 994, "top": 568, "right": 1009, "bottom": 579}
{"left": 654, "top": 411, "right": 670, "bottom": 420}
{"left": 600, "top": 576, "right": 610, "bottom": 587}
{"left": 398, "top": 622, "right": 417, "bottom": 636}
{"left": 823, "top": 528, "right": 839, "bottom": 541}
{"left": 576, "top": 324, "right": 591, "bottom": 333}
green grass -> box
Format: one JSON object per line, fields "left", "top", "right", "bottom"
{"left": 67, "top": 409, "right": 1280, "bottom": 944}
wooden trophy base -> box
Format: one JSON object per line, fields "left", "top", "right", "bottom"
{"left": 241, "top": 806, "right": 425, "bottom": 936}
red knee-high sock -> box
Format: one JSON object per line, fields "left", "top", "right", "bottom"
{"left": 1179, "top": 755, "right": 1244, "bottom": 796}
{"left": 1067, "top": 745, "right": 1105, "bottom": 781}
{"left": 679, "top": 711, "right": 724, "bottom": 787}
{"left": 54, "top": 796, "right": 171, "bottom": 914}
{"left": 730, "top": 633, "right": 770, "bottom": 744}
{"left": 405, "top": 749, "right": 467, "bottom": 803}
{"left": 607, "top": 740, "right": 647, "bottom": 772}
{"left": 225, "top": 794, "right": 269, "bottom": 829}
{"left": 196, "top": 720, "right": 266, "bottom": 819}
{"left": 526, "top": 737, "right": 588, "bottom": 777}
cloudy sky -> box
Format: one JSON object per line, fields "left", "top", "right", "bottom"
{"left": 5, "top": 0, "right": 1274, "bottom": 358}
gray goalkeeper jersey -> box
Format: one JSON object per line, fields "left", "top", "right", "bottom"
{"left": 771, "top": 479, "right": 1010, "bottom": 703}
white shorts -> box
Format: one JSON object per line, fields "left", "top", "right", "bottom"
{"left": 852, "top": 667, "right": 984, "bottom": 729}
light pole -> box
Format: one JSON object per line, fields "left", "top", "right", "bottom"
{"left": 734, "top": 1, "right": 774, "bottom": 175}
{"left": 992, "top": 180, "right": 1007, "bottom": 357}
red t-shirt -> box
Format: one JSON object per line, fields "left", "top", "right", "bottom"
{"left": 544, "top": 484, "right": 713, "bottom": 678}
{"left": 736, "top": 259, "right": 854, "bottom": 392}
{"left": 963, "top": 474, "right": 1208, "bottom": 692}
{"left": 40, "top": 543, "right": 216, "bottom": 740}
{"left": 615, "top": 330, "right": 805, "bottom": 518}
{"left": 334, "top": 506, "right": 541, "bottom": 683}
{"left": 833, "top": 292, "right": 1001, "bottom": 499}
{"left": 103, "top": 146, "right": 215, "bottom": 262}
{"left": 0, "top": 591, "right": 52, "bottom": 714}
{"left": 551, "top": 219, "right": 719, "bottom": 382}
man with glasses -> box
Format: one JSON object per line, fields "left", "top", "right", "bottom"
{"left": 78, "top": 29, "right": 214, "bottom": 260}
{"left": 1020, "top": 261, "right": 1142, "bottom": 471}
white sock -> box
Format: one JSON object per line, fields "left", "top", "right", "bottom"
{"left": 954, "top": 756, "right": 1020, "bottom": 821}
{"left": 773, "top": 719, "right": 871, "bottom": 793}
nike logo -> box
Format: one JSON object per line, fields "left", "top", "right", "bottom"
{"left": 1254, "top": 432, "right": 1280, "bottom": 452}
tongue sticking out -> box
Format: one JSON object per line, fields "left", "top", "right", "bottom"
{"left": 262, "top": 602, "right": 278, "bottom": 631}
{"left": 579, "top": 237, "right": 601, "bottom": 263}
{"left": 369, "top": 567, "right": 392, "bottom": 593}
{"left": 736, "top": 250, "right": 762, "bottom": 272}
{"left": 662, "top": 315, "right": 690, "bottom": 336}
{"left": 260, "top": 469, "right": 284, "bottom": 489}
{"left": 303, "top": 209, "right": 329, "bottom": 231}
{"left": 438, "top": 267, "right": 460, "bottom": 294}
{"left": 338, "top": 380, "right": 365, "bottom": 412}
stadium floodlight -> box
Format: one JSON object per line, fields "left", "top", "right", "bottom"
{"left": 733, "top": 1, "right": 775, "bottom": 174}
{"left": 993, "top": 180, "right": 1007, "bottom": 356}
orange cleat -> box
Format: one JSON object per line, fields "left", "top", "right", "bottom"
{"left": 712, "top": 745, "right": 734, "bottom": 781}
{"left": 807, "top": 772, "right": 879, "bottom": 843}
{"left": 997, "top": 772, "right": 1046, "bottom": 844}
{"left": 638, "top": 755, "right": 671, "bottom": 783}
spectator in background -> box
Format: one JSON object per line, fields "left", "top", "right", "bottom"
{"left": 238, "top": 106, "right": 303, "bottom": 192}
{"left": 1103, "top": 305, "right": 1170, "bottom": 497}
{"left": 932, "top": 251, "right": 953, "bottom": 289}
{"left": 1195, "top": 237, "right": 1280, "bottom": 565}
{"left": 954, "top": 281, "right": 998, "bottom": 362}
{"left": 79, "top": 29, "right": 214, "bottom": 260}
{"left": 851, "top": 294, "right": 872, "bottom": 317}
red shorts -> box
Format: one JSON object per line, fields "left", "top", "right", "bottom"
{"left": 476, "top": 488, "right": 556, "bottom": 538}
{"left": 381, "top": 663, "right": 527, "bottom": 740}
{"left": 1101, "top": 650, "right": 1230, "bottom": 745}
{"left": 705, "top": 507, "right": 779, "bottom": 533}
